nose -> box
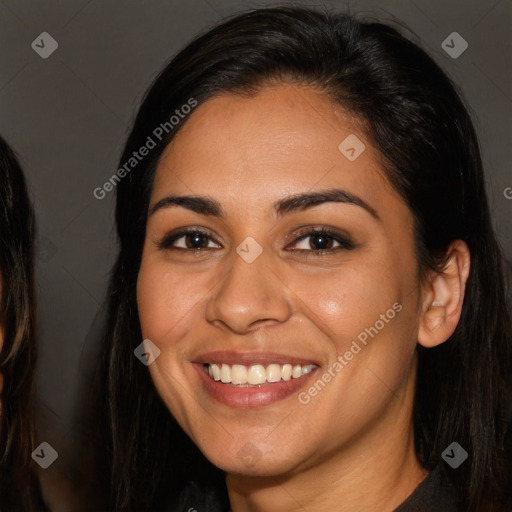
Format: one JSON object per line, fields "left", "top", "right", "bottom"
{"left": 205, "top": 248, "right": 292, "bottom": 334}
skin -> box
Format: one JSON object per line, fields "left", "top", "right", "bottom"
{"left": 137, "top": 84, "right": 470, "bottom": 511}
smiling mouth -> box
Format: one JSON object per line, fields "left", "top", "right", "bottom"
{"left": 204, "top": 363, "right": 317, "bottom": 386}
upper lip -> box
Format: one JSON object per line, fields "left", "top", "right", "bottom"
{"left": 193, "top": 351, "right": 320, "bottom": 367}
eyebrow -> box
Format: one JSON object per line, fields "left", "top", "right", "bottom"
{"left": 149, "top": 188, "right": 380, "bottom": 221}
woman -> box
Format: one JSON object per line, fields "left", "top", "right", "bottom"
{"left": 97, "top": 6, "right": 512, "bottom": 511}
{"left": 0, "top": 135, "right": 42, "bottom": 510}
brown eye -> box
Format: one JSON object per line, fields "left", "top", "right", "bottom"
{"left": 183, "top": 232, "right": 209, "bottom": 249}
{"left": 288, "top": 227, "right": 355, "bottom": 256}
{"left": 307, "top": 232, "right": 335, "bottom": 250}
{"left": 158, "top": 229, "right": 221, "bottom": 250}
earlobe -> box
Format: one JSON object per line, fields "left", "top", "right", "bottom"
{"left": 423, "top": 304, "right": 444, "bottom": 334}
{"left": 418, "top": 240, "right": 471, "bottom": 349}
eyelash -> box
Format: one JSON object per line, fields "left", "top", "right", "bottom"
{"left": 157, "top": 226, "right": 355, "bottom": 258}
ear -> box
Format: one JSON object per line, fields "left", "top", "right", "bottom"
{"left": 418, "top": 240, "right": 471, "bottom": 348}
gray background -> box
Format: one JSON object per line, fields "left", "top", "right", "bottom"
{"left": 0, "top": 0, "right": 511, "bottom": 504}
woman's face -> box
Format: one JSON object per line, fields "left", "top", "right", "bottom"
{"left": 137, "top": 84, "right": 424, "bottom": 476}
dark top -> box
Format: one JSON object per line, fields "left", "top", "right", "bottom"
{"left": 393, "top": 463, "right": 460, "bottom": 511}
{"left": 173, "top": 463, "right": 460, "bottom": 512}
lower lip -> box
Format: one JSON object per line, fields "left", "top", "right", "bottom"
{"left": 193, "top": 364, "right": 319, "bottom": 408}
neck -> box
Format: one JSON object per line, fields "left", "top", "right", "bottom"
{"left": 226, "top": 358, "right": 427, "bottom": 512}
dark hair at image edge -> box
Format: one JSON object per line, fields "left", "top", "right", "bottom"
{"left": 0, "top": 135, "right": 40, "bottom": 510}
{"left": 95, "top": 5, "right": 512, "bottom": 511}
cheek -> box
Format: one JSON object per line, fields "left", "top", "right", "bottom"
{"left": 136, "top": 262, "right": 170, "bottom": 340}
{"left": 136, "top": 258, "right": 200, "bottom": 429}
{"left": 299, "top": 280, "right": 417, "bottom": 434}
{"left": 287, "top": 257, "right": 405, "bottom": 349}
{"left": 136, "top": 256, "right": 207, "bottom": 341}
{"left": 289, "top": 254, "right": 418, "bottom": 416}
{"left": 136, "top": 258, "right": 194, "bottom": 401}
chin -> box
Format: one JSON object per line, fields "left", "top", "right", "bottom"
{"left": 201, "top": 442, "right": 304, "bottom": 477}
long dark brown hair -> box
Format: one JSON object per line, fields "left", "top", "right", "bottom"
{"left": 0, "top": 135, "right": 40, "bottom": 510}
{"left": 96, "top": 6, "right": 512, "bottom": 511}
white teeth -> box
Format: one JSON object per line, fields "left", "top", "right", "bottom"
{"left": 302, "top": 365, "right": 314, "bottom": 375}
{"left": 266, "top": 364, "right": 282, "bottom": 382}
{"left": 247, "top": 364, "right": 266, "bottom": 385}
{"left": 205, "top": 362, "right": 316, "bottom": 385}
{"left": 220, "top": 364, "right": 231, "bottom": 383}
{"left": 231, "top": 364, "right": 247, "bottom": 385}
{"left": 281, "top": 364, "right": 292, "bottom": 381}
{"left": 211, "top": 364, "right": 221, "bottom": 381}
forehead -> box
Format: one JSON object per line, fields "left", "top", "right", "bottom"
{"left": 152, "top": 84, "right": 399, "bottom": 218}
